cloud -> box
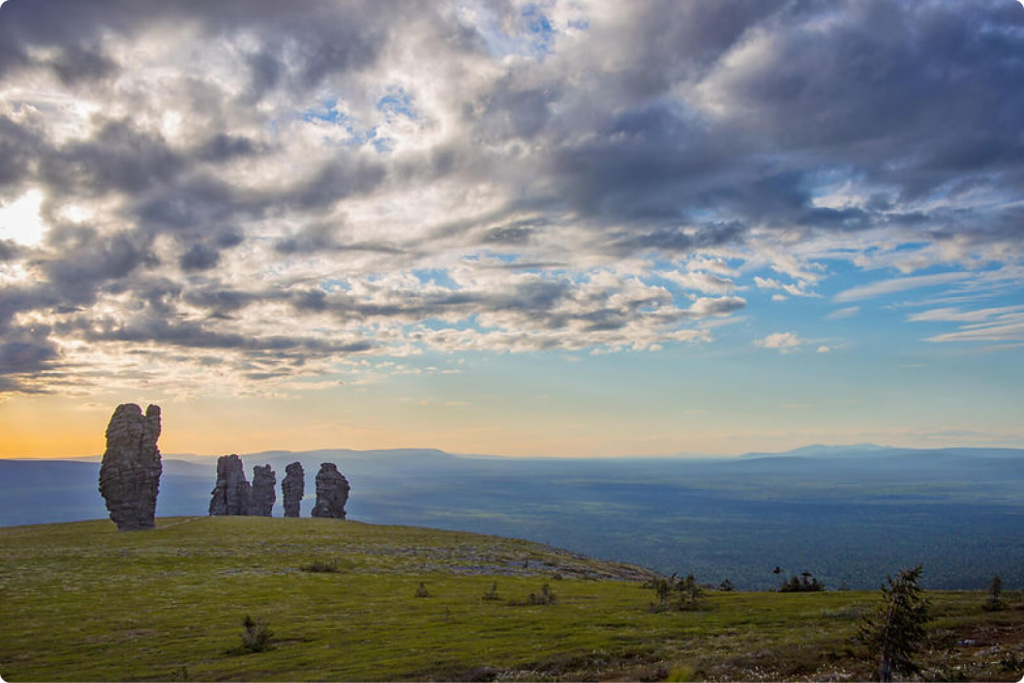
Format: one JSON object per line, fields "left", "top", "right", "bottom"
{"left": 921, "top": 311, "right": 1024, "bottom": 344}
{"left": 906, "top": 305, "right": 1024, "bottom": 323}
{"left": 826, "top": 306, "right": 861, "bottom": 321}
{"left": 0, "top": 0, "right": 1021, "bottom": 396}
{"left": 756, "top": 332, "right": 806, "bottom": 353}
{"left": 834, "top": 272, "right": 974, "bottom": 303}
{"left": 754, "top": 276, "right": 818, "bottom": 298}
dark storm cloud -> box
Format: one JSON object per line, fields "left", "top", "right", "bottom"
{"left": 49, "top": 44, "right": 118, "bottom": 86}
{"left": 40, "top": 229, "right": 156, "bottom": 303}
{"left": 0, "top": 324, "right": 61, "bottom": 392}
{"left": 498, "top": 0, "right": 1024, "bottom": 249}
{"left": 181, "top": 286, "right": 266, "bottom": 315}
{"left": 197, "top": 134, "right": 264, "bottom": 164}
{"left": 274, "top": 222, "right": 403, "bottom": 256}
{"left": 0, "top": 115, "right": 40, "bottom": 192}
{"left": 597, "top": 0, "right": 792, "bottom": 99}
{"left": 601, "top": 222, "right": 748, "bottom": 258}
{"left": 179, "top": 243, "right": 220, "bottom": 272}
{"left": 40, "top": 120, "right": 184, "bottom": 196}
{"left": 0, "top": 239, "right": 21, "bottom": 261}
{"left": 693, "top": 0, "right": 1024, "bottom": 204}
{"left": 286, "top": 157, "right": 389, "bottom": 211}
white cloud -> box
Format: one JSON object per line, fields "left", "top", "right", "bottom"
{"left": 753, "top": 276, "right": 818, "bottom": 298}
{"left": 907, "top": 305, "right": 1024, "bottom": 323}
{"left": 756, "top": 332, "right": 806, "bottom": 353}
{"left": 0, "top": 189, "right": 47, "bottom": 246}
{"left": 924, "top": 314, "right": 1024, "bottom": 344}
{"left": 825, "top": 306, "right": 861, "bottom": 320}
{"left": 834, "top": 272, "right": 973, "bottom": 303}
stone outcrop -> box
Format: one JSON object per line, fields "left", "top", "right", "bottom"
{"left": 250, "top": 464, "right": 276, "bottom": 516}
{"left": 311, "top": 463, "right": 349, "bottom": 519}
{"left": 281, "top": 461, "right": 304, "bottom": 518}
{"left": 209, "top": 454, "right": 251, "bottom": 516}
{"left": 98, "top": 403, "right": 163, "bottom": 531}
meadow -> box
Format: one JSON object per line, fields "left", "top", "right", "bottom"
{"left": 2, "top": 517, "right": 1023, "bottom": 681}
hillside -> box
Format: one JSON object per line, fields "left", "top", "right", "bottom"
{"left": 2, "top": 518, "right": 1024, "bottom": 682}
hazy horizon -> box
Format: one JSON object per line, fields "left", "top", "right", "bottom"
{"left": 2, "top": 0, "right": 1023, "bottom": 458}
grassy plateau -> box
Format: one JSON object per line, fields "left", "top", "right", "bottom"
{"left": 1, "top": 516, "right": 1023, "bottom": 681}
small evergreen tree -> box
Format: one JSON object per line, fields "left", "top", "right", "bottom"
{"left": 482, "top": 580, "right": 500, "bottom": 601}
{"left": 986, "top": 574, "right": 1003, "bottom": 611}
{"left": 240, "top": 615, "right": 273, "bottom": 653}
{"left": 778, "top": 571, "right": 824, "bottom": 592}
{"left": 528, "top": 583, "right": 557, "bottom": 605}
{"left": 646, "top": 575, "right": 674, "bottom": 611}
{"left": 857, "top": 565, "right": 931, "bottom": 682}
{"left": 676, "top": 574, "right": 703, "bottom": 610}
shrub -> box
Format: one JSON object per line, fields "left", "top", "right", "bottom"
{"left": 240, "top": 615, "right": 274, "bottom": 653}
{"left": 299, "top": 560, "right": 339, "bottom": 573}
{"left": 676, "top": 574, "right": 703, "bottom": 611}
{"left": 482, "top": 580, "right": 501, "bottom": 601}
{"left": 528, "top": 583, "right": 557, "bottom": 605}
{"left": 646, "top": 573, "right": 706, "bottom": 611}
{"left": 779, "top": 571, "right": 824, "bottom": 592}
{"left": 984, "top": 574, "right": 1003, "bottom": 611}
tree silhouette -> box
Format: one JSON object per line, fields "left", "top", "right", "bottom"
{"left": 986, "top": 574, "right": 1003, "bottom": 611}
{"left": 857, "top": 565, "right": 930, "bottom": 682}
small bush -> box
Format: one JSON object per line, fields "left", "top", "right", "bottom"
{"left": 528, "top": 583, "right": 557, "bottom": 605}
{"left": 647, "top": 573, "right": 706, "bottom": 611}
{"left": 300, "top": 560, "right": 339, "bottom": 573}
{"left": 779, "top": 572, "right": 824, "bottom": 592}
{"left": 240, "top": 615, "right": 274, "bottom": 653}
{"left": 984, "top": 574, "right": 1003, "bottom": 611}
{"left": 482, "top": 580, "right": 501, "bottom": 601}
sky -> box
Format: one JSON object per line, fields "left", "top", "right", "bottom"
{"left": 0, "top": 0, "right": 1022, "bottom": 459}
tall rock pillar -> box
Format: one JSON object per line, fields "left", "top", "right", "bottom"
{"left": 250, "top": 464, "right": 276, "bottom": 516}
{"left": 209, "top": 454, "right": 252, "bottom": 516}
{"left": 281, "top": 461, "right": 304, "bottom": 518}
{"left": 98, "top": 403, "right": 163, "bottom": 531}
{"left": 311, "top": 463, "right": 350, "bottom": 519}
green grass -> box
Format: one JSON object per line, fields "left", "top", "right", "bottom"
{"left": 1, "top": 517, "right": 1023, "bottom": 681}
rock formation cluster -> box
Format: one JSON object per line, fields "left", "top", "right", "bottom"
{"left": 311, "top": 463, "right": 350, "bottom": 519}
{"left": 281, "top": 461, "right": 304, "bottom": 517}
{"left": 97, "top": 404, "right": 352, "bottom": 521}
{"left": 209, "top": 454, "right": 252, "bottom": 516}
{"left": 98, "top": 403, "right": 163, "bottom": 531}
{"left": 250, "top": 464, "right": 276, "bottom": 516}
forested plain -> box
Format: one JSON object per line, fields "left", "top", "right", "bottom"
{"left": 3, "top": 445, "right": 1022, "bottom": 590}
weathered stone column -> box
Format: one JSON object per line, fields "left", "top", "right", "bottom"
{"left": 281, "top": 462, "right": 304, "bottom": 518}
{"left": 311, "top": 463, "right": 349, "bottom": 519}
{"left": 250, "top": 464, "right": 276, "bottom": 516}
{"left": 209, "top": 454, "right": 251, "bottom": 516}
{"left": 98, "top": 403, "right": 162, "bottom": 531}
